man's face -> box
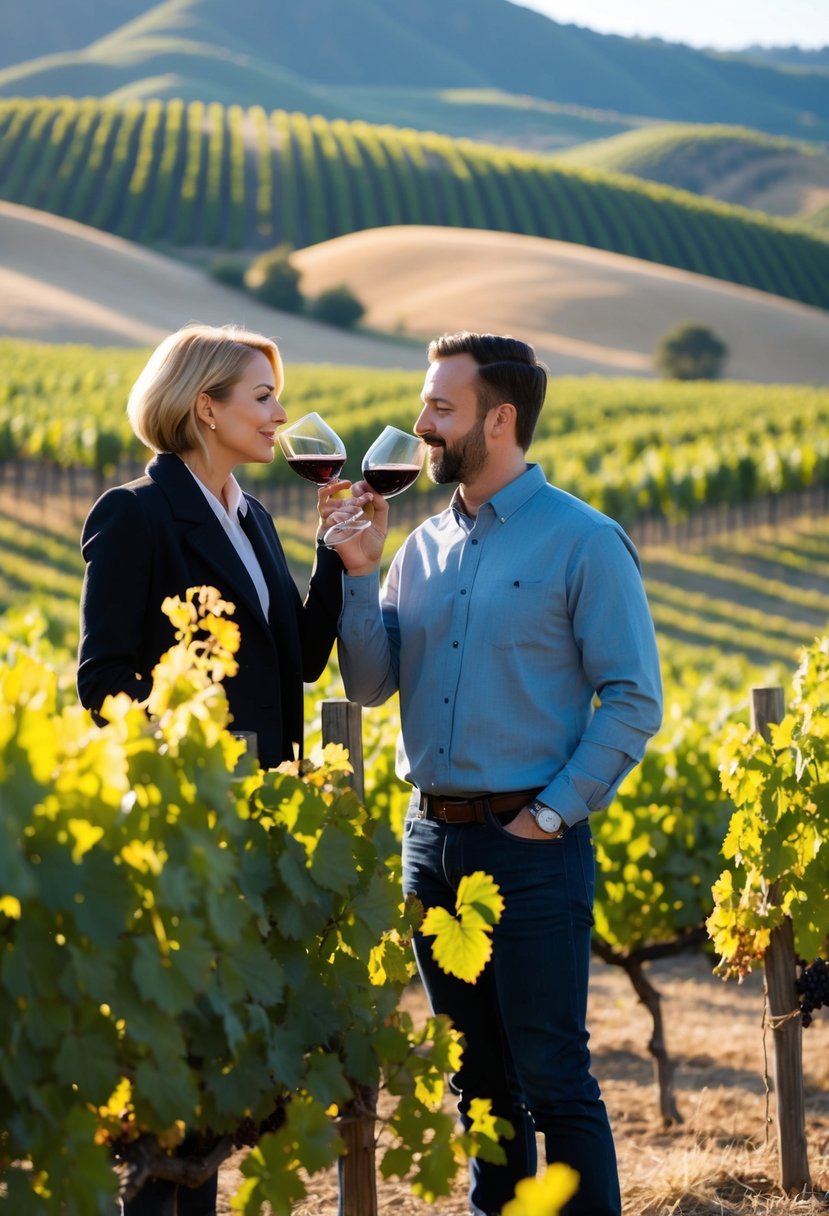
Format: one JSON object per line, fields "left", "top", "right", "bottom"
{"left": 415, "top": 354, "right": 489, "bottom": 485}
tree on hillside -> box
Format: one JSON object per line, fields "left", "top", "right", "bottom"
{"left": 244, "top": 244, "right": 303, "bottom": 313}
{"left": 308, "top": 284, "right": 365, "bottom": 329}
{"left": 656, "top": 322, "right": 728, "bottom": 380}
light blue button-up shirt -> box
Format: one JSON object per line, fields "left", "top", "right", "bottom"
{"left": 338, "top": 464, "right": 662, "bottom": 825}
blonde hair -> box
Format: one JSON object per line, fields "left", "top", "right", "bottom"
{"left": 127, "top": 323, "right": 284, "bottom": 455}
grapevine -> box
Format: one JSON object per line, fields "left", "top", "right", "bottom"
{"left": 0, "top": 589, "right": 506, "bottom": 1210}
{"left": 796, "top": 957, "right": 829, "bottom": 1028}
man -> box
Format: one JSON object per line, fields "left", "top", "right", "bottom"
{"left": 326, "top": 332, "right": 662, "bottom": 1216}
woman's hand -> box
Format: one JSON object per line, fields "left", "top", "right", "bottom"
{"left": 317, "top": 479, "right": 389, "bottom": 575}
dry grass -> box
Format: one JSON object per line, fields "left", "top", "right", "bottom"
{"left": 292, "top": 225, "right": 829, "bottom": 383}
{"left": 217, "top": 954, "right": 829, "bottom": 1214}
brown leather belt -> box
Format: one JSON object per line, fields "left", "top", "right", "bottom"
{"left": 417, "top": 789, "right": 539, "bottom": 824}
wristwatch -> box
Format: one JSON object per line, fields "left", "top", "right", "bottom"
{"left": 527, "top": 799, "right": 567, "bottom": 838}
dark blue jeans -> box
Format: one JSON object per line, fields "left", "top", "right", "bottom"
{"left": 402, "top": 802, "right": 621, "bottom": 1216}
{"left": 123, "top": 1172, "right": 218, "bottom": 1215}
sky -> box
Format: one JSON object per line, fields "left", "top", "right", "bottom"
{"left": 509, "top": 0, "right": 829, "bottom": 51}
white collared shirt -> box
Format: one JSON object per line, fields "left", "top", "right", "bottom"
{"left": 183, "top": 464, "right": 270, "bottom": 620}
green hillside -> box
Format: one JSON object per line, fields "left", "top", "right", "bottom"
{"left": 2, "top": 97, "right": 828, "bottom": 311}
{"left": 0, "top": 0, "right": 827, "bottom": 142}
{"left": 555, "top": 124, "right": 829, "bottom": 222}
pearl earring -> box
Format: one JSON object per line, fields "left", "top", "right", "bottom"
{"left": 209, "top": 422, "right": 216, "bottom": 430}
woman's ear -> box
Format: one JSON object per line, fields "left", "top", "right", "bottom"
{"left": 195, "top": 391, "right": 214, "bottom": 427}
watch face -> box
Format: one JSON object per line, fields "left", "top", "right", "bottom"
{"left": 534, "top": 806, "right": 561, "bottom": 833}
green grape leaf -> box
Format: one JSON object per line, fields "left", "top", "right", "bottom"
{"left": 131, "top": 935, "right": 197, "bottom": 1016}
{"left": 54, "top": 1019, "right": 120, "bottom": 1104}
{"left": 308, "top": 824, "right": 360, "bottom": 894}
{"left": 218, "top": 937, "right": 284, "bottom": 1007}
{"left": 133, "top": 1055, "right": 200, "bottom": 1128}
{"left": 304, "top": 1047, "right": 352, "bottom": 1108}
{"left": 235, "top": 1096, "right": 342, "bottom": 1216}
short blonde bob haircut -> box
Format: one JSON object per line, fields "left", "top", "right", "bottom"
{"left": 127, "top": 323, "right": 284, "bottom": 455}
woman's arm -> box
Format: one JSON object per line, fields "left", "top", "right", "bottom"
{"left": 77, "top": 488, "right": 154, "bottom": 716}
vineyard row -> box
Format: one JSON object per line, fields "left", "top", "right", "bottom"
{"left": 0, "top": 97, "right": 828, "bottom": 307}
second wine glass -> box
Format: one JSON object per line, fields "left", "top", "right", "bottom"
{"left": 323, "top": 425, "right": 425, "bottom": 546}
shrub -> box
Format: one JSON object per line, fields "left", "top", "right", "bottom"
{"left": 207, "top": 256, "right": 249, "bottom": 289}
{"left": 244, "top": 244, "right": 304, "bottom": 313}
{"left": 307, "top": 284, "right": 365, "bottom": 329}
{"left": 655, "top": 322, "right": 728, "bottom": 380}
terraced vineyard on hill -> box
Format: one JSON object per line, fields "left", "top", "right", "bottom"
{"left": 1, "top": 98, "right": 829, "bottom": 307}
{"left": 2, "top": 341, "right": 828, "bottom": 529}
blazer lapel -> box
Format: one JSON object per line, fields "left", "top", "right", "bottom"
{"left": 147, "top": 454, "right": 270, "bottom": 631}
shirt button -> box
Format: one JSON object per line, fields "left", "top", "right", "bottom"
{"left": 460, "top": 589, "right": 467, "bottom": 596}
{"left": 452, "top": 640, "right": 459, "bottom": 647}
{"left": 439, "top": 747, "right": 444, "bottom": 754}
{"left": 444, "top": 697, "right": 449, "bottom": 704}
{"left": 471, "top": 539, "right": 478, "bottom": 545}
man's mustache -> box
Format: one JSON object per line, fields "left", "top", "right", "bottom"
{"left": 421, "top": 436, "right": 445, "bottom": 449}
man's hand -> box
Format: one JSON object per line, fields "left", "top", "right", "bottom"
{"left": 502, "top": 806, "right": 561, "bottom": 841}
{"left": 317, "top": 478, "right": 389, "bottom": 575}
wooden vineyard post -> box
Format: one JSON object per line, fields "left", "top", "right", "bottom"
{"left": 320, "top": 701, "right": 378, "bottom": 1216}
{"left": 750, "top": 687, "right": 811, "bottom": 1194}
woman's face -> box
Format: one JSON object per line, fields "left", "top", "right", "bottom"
{"left": 206, "top": 350, "right": 287, "bottom": 467}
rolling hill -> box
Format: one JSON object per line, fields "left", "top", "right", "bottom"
{"left": 2, "top": 98, "right": 828, "bottom": 313}
{"left": 3, "top": 202, "right": 828, "bottom": 385}
{"left": 0, "top": 202, "right": 424, "bottom": 368}
{"left": 292, "top": 225, "right": 829, "bottom": 383}
{"left": 554, "top": 125, "right": 829, "bottom": 223}
{"left": 0, "top": 0, "right": 827, "bottom": 143}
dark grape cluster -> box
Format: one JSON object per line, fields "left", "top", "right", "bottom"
{"left": 233, "top": 1117, "right": 259, "bottom": 1149}
{"left": 796, "top": 958, "right": 829, "bottom": 1028}
{"left": 232, "top": 1101, "right": 287, "bottom": 1149}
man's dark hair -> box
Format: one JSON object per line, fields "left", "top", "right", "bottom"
{"left": 427, "top": 331, "right": 547, "bottom": 450}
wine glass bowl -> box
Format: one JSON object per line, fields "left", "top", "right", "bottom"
{"left": 362, "top": 426, "right": 426, "bottom": 497}
{"left": 323, "top": 425, "right": 424, "bottom": 546}
{"left": 277, "top": 412, "right": 346, "bottom": 485}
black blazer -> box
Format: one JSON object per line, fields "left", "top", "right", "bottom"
{"left": 77, "top": 452, "right": 343, "bottom": 768}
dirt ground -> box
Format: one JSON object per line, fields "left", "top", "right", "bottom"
{"left": 216, "top": 953, "right": 829, "bottom": 1215}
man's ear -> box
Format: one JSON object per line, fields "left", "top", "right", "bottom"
{"left": 488, "top": 402, "right": 517, "bottom": 437}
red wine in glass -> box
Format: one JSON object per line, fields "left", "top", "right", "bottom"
{"left": 362, "top": 463, "right": 421, "bottom": 497}
{"left": 278, "top": 412, "right": 347, "bottom": 489}
{"left": 286, "top": 454, "right": 346, "bottom": 485}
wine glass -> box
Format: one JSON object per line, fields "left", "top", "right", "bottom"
{"left": 323, "top": 425, "right": 425, "bottom": 546}
{"left": 277, "top": 412, "right": 346, "bottom": 485}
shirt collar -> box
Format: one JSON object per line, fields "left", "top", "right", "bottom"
{"left": 181, "top": 460, "right": 247, "bottom": 522}
{"left": 450, "top": 463, "right": 545, "bottom": 525}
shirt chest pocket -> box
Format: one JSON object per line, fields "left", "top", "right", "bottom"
{"left": 484, "top": 578, "right": 554, "bottom": 649}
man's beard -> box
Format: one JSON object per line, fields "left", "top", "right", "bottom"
{"left": 425, "top": 416, "right": 488, "bottom": 484}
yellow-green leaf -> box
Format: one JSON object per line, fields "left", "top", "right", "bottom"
{"left": 501, "top": 1163, "right": 580, "bottom": 1216}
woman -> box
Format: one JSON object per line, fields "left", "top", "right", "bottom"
{"left": 78, "top": 322, "right": 343, "bottom": 770}
{"left": 77, "top": 323, "right": 344, "bottom": 1215}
